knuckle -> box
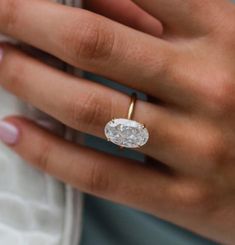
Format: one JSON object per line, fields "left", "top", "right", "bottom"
{"left": 158, "top": 48, "right": 183, "bottom": 83}
{"left": 69, "top": 91, "right": 112, "bottom": 132}
{"left": 201, "top": 73, "right": 235, "bottom": 116}
{"left": 141, "top": 45, "right": 177, "bottom": 85}
{"left": 170, "top": 180, "right": 215, "bottom": 213}
{"left": 199, "top": 133, "right": 227, "bottom": 169}
{"left": 64, "top": 17, "right": 116, "bottom": 63}
{"left": 84, "top": 160, "right": 111, "bottom": 194}
{"left": 0, "top": 0, "right": 19, "bottom": 31}
{"left": 1, "top": 51, "right": 26, "bottom": 91}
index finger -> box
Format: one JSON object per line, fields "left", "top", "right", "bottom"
{"left": 0, "top": 0, "right": 175, "bottom": 98}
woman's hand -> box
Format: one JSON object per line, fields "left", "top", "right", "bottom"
{"left": 0, "top": 0, "right": 235, "bottom": 243}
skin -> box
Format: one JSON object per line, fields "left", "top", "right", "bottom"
{"left": 0, "top": 0, "right": 235, "bottom": 243}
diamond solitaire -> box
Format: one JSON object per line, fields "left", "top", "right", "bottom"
{"left": 105, "top": 118, "right": 149, "bottom": 148}
{"left": 104, "top": 93, "right": 149, "bottom": 149}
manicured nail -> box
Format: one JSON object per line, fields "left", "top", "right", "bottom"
{"left": 0, "top": 121, "right": 19, "bottom": 145}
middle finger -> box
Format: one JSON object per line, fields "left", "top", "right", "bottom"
{"left": 0, "top": 0, "right": 179, "bottom": 103}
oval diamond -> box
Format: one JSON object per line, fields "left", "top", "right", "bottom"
{"left": 104, "top": 118, "right": 149, "bottom": 148}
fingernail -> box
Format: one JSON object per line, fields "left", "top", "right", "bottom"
{"left": 0, "top": 121, "right": 19, "bottom": 145}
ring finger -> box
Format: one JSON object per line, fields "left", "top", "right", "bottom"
{"left": 0, "top": 45, "right": 214, "bottom": 175}
{"left": 0, "top": 44, "right": 166, "bottom": 155}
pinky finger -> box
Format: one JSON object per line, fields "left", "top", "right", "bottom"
{"left": 0, "top": 116, "right": 173, "bottom": 213}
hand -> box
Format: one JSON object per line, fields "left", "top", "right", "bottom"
{"left": 0, "top": 0, "right": 235, "bottom": 243}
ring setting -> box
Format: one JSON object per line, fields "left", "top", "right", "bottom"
{"left": 104, "top": 93, "right": 149, "bottom": 149}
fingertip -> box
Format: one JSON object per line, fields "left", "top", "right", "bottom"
{"left": 140, "top": 14, "right": 164, "bottom": 37}
{"left": 0, "top": 116, "right": 44, "bottom": 146}
{"left": 0, "top": 118, "right": 21, "bottom": 145}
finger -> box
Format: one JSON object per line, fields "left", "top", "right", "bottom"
{"left": 0, "top": 45, "right": 217, "bottom": 174}
{"left": 0, "top": 116, "right": 175, "bottom": 217}
{"left": 131, "top": 0, "right": 232, "bottom": 36}
{"left": 0, "top": 44, "right": 170, "bottom": 158}
{"left": 84, "top": 0, "right": 163, "bottom": 37}
{"left": 0, "top": 0, "right": 176, "bottom": 99}
{"left": 0, "top": 117, "right": 218, "bottom": 242}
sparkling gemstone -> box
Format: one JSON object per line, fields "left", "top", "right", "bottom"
{"left": 104, "top": 118, "right": 149, "bottom": 148}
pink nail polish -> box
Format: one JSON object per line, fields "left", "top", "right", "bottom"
{"left": 0, "top": 121, "right": 19, "bottom": 145}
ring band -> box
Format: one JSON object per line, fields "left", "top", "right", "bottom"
{"left": 127, "top": 92, "right": 137, "bottom": 120}
{"left": 104, "top": 93, "right": 149, "bottom": 149}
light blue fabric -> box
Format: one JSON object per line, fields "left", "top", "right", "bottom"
{"left": 80, "top": 74, "right": 218, "bottom": 245}
{"left": 81, "top": 196, "right": 216, "bottom": 245}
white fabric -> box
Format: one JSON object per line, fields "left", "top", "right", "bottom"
{"left": 0, "top": 0, "right": 83, "bottom": 244}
